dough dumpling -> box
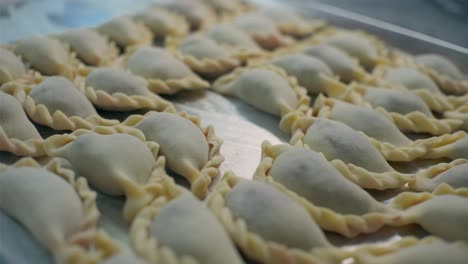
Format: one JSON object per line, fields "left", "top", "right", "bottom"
{"left": 213, "top": 68, "right": 298, "bottom": 116}
{"left": 234, "top": 13, "right": 277, "bottom": 36}
{"left": 233, "top": 13, "right": 288, "bottom": 49}
{"left": 302, "top": 44, "right": 359, "bottom": 83}
{"left": 329, "top": 101, "right": 412, "bottom": 146}
{"left": 0, "top": 167, "right": 83, "bottom": 252}
{"left": 15, "top": 36, "right": 71, "bottom": 76}
{"left": 226, "top": 180, "right": 330, "bottom": 250}
{"left": 363, "top": 87, "right": 433, "bottom": 116}
{"left": 150, "top": 193, "right": 243, "bottom": 264}
{"left": 98, "top": 16, "right": 148, "bottom": 47}
{"left": 383, "top": 67, "right": 441, "bottom": 94}
{"left": 325, "top": 32, "right": 378, "bottom": 69}
{"left": 206, "top": 24, "right": 260, "bottom": 50}
{"left": 0, "top": 92, "right": 41, "bottom": 140}
{"left": 135, "top": 112, "right": 209, "bottom": 180}
{"left": 359, "top": 241, "right": 468, "bottom": 264}
{"left": 416, "top": 54, "right": 463, "bottom": 80}
{"left": 85, "top": 67, "right": 148, "bottom": 96}
{"left": 271, "top": 53, "right": 333, "bottom": 94}
{"left": 258, "top": 8, "right": 304, "bottom": 27}
{"left": 179, "top": 35, "right": 227, "bottom": 59}
{"left": 257, "top": 7, "right": 321, "bottom": 37}
{"left": 425, "top": 136, "right": 468, "bottom": 160}
{"left": 67, "top": 133, "right": 155, "bottom": 196}
{"left": 269, "top": 147, "right": 384, "bottom": 214}
{"left": 445, "top": 137, "right": 468, "bottom": 160}
{"left": 30, "top": 76, "right": 97, "bottom": 118}
{"left": 0, "top": 47, "right": 26, "bottom": 85}
{"left": 303, "top": 118, "right": 394, "bottom": 173}
{"left": 58, "top": 28, "right": 114, "bottom": 66}
{"left": 127, "top": 47, "right": 194, "bottom": 80}
{"left": 133, "top": 8, "right": 186, "bottom": 37}
{"left": 401, "top": 195, "right": 468, "bottom": 242}
{"left": 65, "top": 132, "right": 157, "bottom": 221}
{"left": 162, "top": 1, "right": 214, "bottom": 29}
{"left": 204, "top": 0, "right": 241, "bottom": 13}
{"left": 446, "top": 110, "right": 468, "bottom": 132}
{"left": 415, "top": 163, "right": 468, "bottom": 191}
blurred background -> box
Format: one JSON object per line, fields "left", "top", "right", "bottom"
{"left": 0, "top": 0, "right": 467, "bottom": 47}
{"left": 310, "top": 0, "right": 468, "bottom": 47}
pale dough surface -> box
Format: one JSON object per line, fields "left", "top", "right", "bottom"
{"left": 15, "top": 36, "right": 70, "bottom": 76}
{"left": 0, "top": 92, "right": 42, "bottom": 140}
{"left": 384, "top": 67, "right": 441, "bottom": 94}
{"left": 0, "top": 167, "right": 83, "bottom": 251}
{"left": 205, "top": 24, "right": 260, "bottom": 50}
{"left": 325, "top": 32, "right": 377, "bottom": 69}
{"left": 270, "top": 147, "right": 384, "bottom": 215}
{"left": 271, "top": 53, "right": 333, "bottom": 94}
{"left": 150, "top": 193, "right": 243, "bottom": 264}
{"left": 416, "top": 54, "right": 463, "bottom": 79}
{"left": 58, "top": 28, "right": 111, "bottom": 66}
{"left": 226, "top": 180, "right": 330, "bottom": 250}
{"left": 217, "top": 68, "right": 298, "bottom": 116}
{"left": 180, "top": 35, "right": 227, "bottom": 59}
{"left": 403, "top": 195, "right": 468, "bottom": 242}
{"left": 0, "top": 48, "right": 26, "bottom": 84}
{"left": 127, "top": 47, "right": 194, "bottom": 80}
{"left": 304, "top": 118, "right": 394, "bottom": 173}
{"left": 330, "top": 101, "right": 412, "bottom": 146}
{"left": 86, "top": 67, "right": 148, "bottom": 96}
{"left": 363, "top": 87, "right": 433, "bottom": 116}
{"left": 419, "top": 163, "right": 468, "bottom": 191}
{"left": 68, "top": 133, "right": 155, "bottom": 195}
{"left": 30, "top": 76, "right": 97, "bottom": 118}
{"left": 302, "top": 44, "right": 358, "bottom": 83}
{"left": 98, "top": 17, "right": 142, "bottom": 46}
{"left": 234, "top": 13, "right": 278, "bottom": 35}
{"left": 135, "top": 112, "right": 209, "bottom": 177}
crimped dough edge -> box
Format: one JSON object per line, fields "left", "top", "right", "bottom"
{"left": 42, "top": 124, "right": 168, "bottom": 222}
{"left": 120, "top": 108, "right": 224, "bottom": 199}
{"left": 0, "top": 157, "right": 99, "bottom": 264}
{"left": 212, "top": 63, "right": 311, "bottom": 134}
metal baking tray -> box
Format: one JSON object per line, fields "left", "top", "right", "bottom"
{"left": 1, "top": 0, "right": 467, "bottom": 263}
